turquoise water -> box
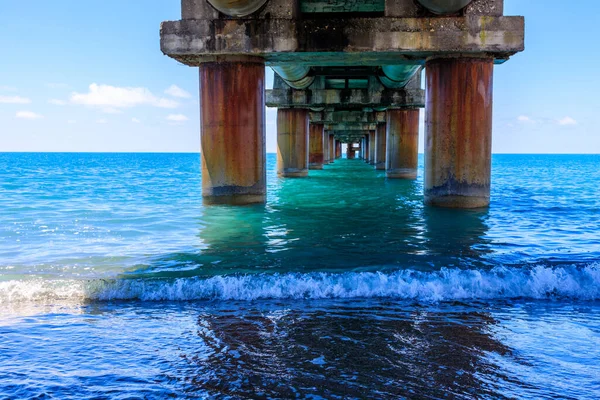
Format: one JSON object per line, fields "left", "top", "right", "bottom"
{"left": 1, "top": 153, "right": 600, "bottom": 398}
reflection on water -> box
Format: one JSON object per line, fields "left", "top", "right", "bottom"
{"left": 2, "top": 299, "right": 599, "bottom": 399}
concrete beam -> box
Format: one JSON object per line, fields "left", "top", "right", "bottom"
{"left": 266, "top": 88, "right": 424, "bottom": 108}
{"left": 309, "top": 110, "right": 386, "bottom": 124}
{"left": 325, "top": 123, "right": 377, "bottom": 131}
{"left": 161, "top": 16, "right": 524, "bottom": 66}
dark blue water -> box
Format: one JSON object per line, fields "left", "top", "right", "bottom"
{"left": 1, "top": 153, "right": 599, "bottom": 398}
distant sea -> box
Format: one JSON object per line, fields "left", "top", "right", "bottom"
{"left": 1, "top": 153, "right": 599, "bottom": 398}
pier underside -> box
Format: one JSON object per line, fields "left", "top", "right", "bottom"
{"left": 161, "top": 0, "right": 524, "bottom": 208}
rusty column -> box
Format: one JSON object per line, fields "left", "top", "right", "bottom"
{"left": 425, "top": 57, "right": 494, "bottom": 208}
{"left": 347, "top": 144, "right": 356, "bottom": 159}
{"left": 277, "top": 108, "right": 309, "bottom": 177}
{"left": 336, "top": 141, "right": 342, "bottom": 159}
{"left": 328, "top": 134, "right": 335, "bottom": 163}
{"left": 368, "top": 131, "right": 376, "bottom": 165}
{"left": 199, "top": 56, "right": 265, "bottom": 205}
{"left": 309, "top": 123, "right": 325, "bottom": 170}
{"left": 323, "top": 131, "right": 330, "bottom": 164}
{"left": 374, "top": 123, "right": 387, "bottom": 170}
{"left": 386, "top": 109, "right": 420, "bottom": 179}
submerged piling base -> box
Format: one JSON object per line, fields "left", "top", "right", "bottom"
{"left": 200, "top": 57, "right": 266, "bottom": 205}
{"left": 424, "top": 58, "right": 493, "bottom": 208}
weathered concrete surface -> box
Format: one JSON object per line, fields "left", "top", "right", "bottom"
{"left": 325, "top": 123, "right": 377, "bottom": 131}
{"left": 329, "top": 134, "right": 335, "bottom": 163}
{"left": 374, "top": 123, "right": 387, "bottom": 170}
{"left": 347, "top": 144, "right": 356, "bottom": 159}
{"left": 424, "top": 58, "right": 493, "bottom": 208}
{"left": 323, "top": 129, "right": 330, "bottom": 164}
{"left": 309, "top": 123, "right": 325, "bottom": 169}
{"left": 336, "top": 141, "right": 342, "bottom": 159}
{"left": 267, "top": 87, "right": 424, "bottom": 108}
{"left": 369, "top": 130, "right": 376, "bottom": 165}
{"left": 309, "top": 110, "right": 385, "bottom": 124}
{"left": 199, "top": 59, "right": 266, "bottom": 204}
{"left": 161, "top": 16, "right": 524, "bottom": 66}
{"left": 277, "top": 108, "right": 310, "bottom": 177}
{"left": 386, "top": 109, "right": 419, "bottom": 179}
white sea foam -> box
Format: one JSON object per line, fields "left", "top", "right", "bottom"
{"left": 1, "top": 264, "right": 600, "bottom": 304}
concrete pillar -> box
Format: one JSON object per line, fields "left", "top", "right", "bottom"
{"left": 368, "top": 130, "right": 376, "bottom": 165}
{"left": 424, "top": 57, "right": 493, "bottom": 208}
{"left": 277, "top": 108, "right": 309, "bottom": 177}
{"left": 328, "top": 134, "right": 335, "bottom": 163}
{"left": 199, "top": 57, "right": 266, "bottom": 205}
{"left": 364, "top": 135, "right": 370, "bottom": 163}
{"left": 347, "top": 144, "right": 356, "bottom": 159}
{"left": 386, "top": 109, "right": 420, "bottom": 179}
{"left": 323, "top": 131, "right": 330, "bottom": 164}
{"left": 336, "top": 141, "right": 342, "bottom": 159}
{"left": 309, "top": 123, "right": 325, "bottom": 170}
{"left": 374, "top": 123, "right": 386, "bottom": 170}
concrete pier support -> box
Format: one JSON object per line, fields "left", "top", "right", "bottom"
{"left": 364, "top": 134, "right": 370, "bottom": 163}
{"left": 336, "top": 142, "right": 342, "bottom": 159}
{"left": 368, "top": 131, "right": 376, "bottom": 165}
{"left": 199, "top": 57, "right": 266, "bottom": 205}
{"left": 386, "top": 109, "right": 420, "bottom": 179}
{"left": 323, "top": 131, "right": 330, "bottom": 164}
{"left": 277, "top": 108, "right": 309, "bottom": 177}
{"left": 328, "top": 134, "right": 335, "bottom": 163}
{"left": 424, "top": 58, "right": 494, "bottom": 208}
{"left": 347, "top": 144, "right": 356, "bottom": 159}
{"left": 374, "top": 123, "right": 387, "bottom": 170}
{"left": 309, "top": 123, "right": 325, "bottom": 170}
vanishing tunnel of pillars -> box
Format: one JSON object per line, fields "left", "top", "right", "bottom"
{"left": 198, "top": 58, "right": 494, "bottom": 208}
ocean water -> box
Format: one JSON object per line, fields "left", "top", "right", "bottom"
{"left": 1, "top": 152, "right": 599, "bottom": 399}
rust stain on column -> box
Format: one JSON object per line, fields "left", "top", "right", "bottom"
{"left": 277, "top": 108, "right": 309, "bottom": 177}
{"left": 386, "top": 109, "right": 420, "bottom": 179}
{"left": 347, "top": 144, "right": 356, "bottom": 159}
{"left": 200, "top": 58, "right": 265, "bottom": 205}
{"left": 374, "top": 123, "right": 387, "bottom": 170}
{"left": 336, "top": 141, "right": 342, "bottom": 159}
{"left": 309, "top": 123, "right": 325, "bottom": 170}
{"left": 369, "top": 131, "right": 376, "bottom": 165}
{"left": 323, "top": 131, "right": 330, "bottom": 164}
{"left": 329, "top": 134, "right": 335, "bottom": 163}
{"left": 425, "top": 58, "right": 494, "bottom": 208}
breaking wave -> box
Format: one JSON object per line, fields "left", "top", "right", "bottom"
{"left": 2, "top": 264, "right": 600, "bottom": 304}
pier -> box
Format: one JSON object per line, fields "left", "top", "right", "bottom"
{"left": 160, "top": 0, "right": 524, "bottom": 208}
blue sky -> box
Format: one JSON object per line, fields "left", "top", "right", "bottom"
{"left": 0, "top": 0, "right": 597, "bottom": 153}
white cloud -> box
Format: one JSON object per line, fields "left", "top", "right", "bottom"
{"left": 16, "top": 111, "right": 43, "bottom": 119}
{"left": 167, "top": 114, "right": 188, "bottom": 122}
{"left": 71, "top": 83, "right": 179, "bottom": 110}
{"left": 132, "top": 118, "right": 141, "bottom": 123}
{"left": 96, "top": 119, "right": 108, "bottom": 124}
{"left": 0, "top": 95, "right": 31, "bottom": 104}
{"left": 165, "top": 84, "right": 192, "bottom": 99}
{"left": 557, "top": 116, "right": 577, "bottom": 126}
{"left": 48, "top": 99, "right": 67, "bottom": 106}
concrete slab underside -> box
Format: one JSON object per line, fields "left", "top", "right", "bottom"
{"left": 161, "top": 16, "right": 524, "bottom": 66}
